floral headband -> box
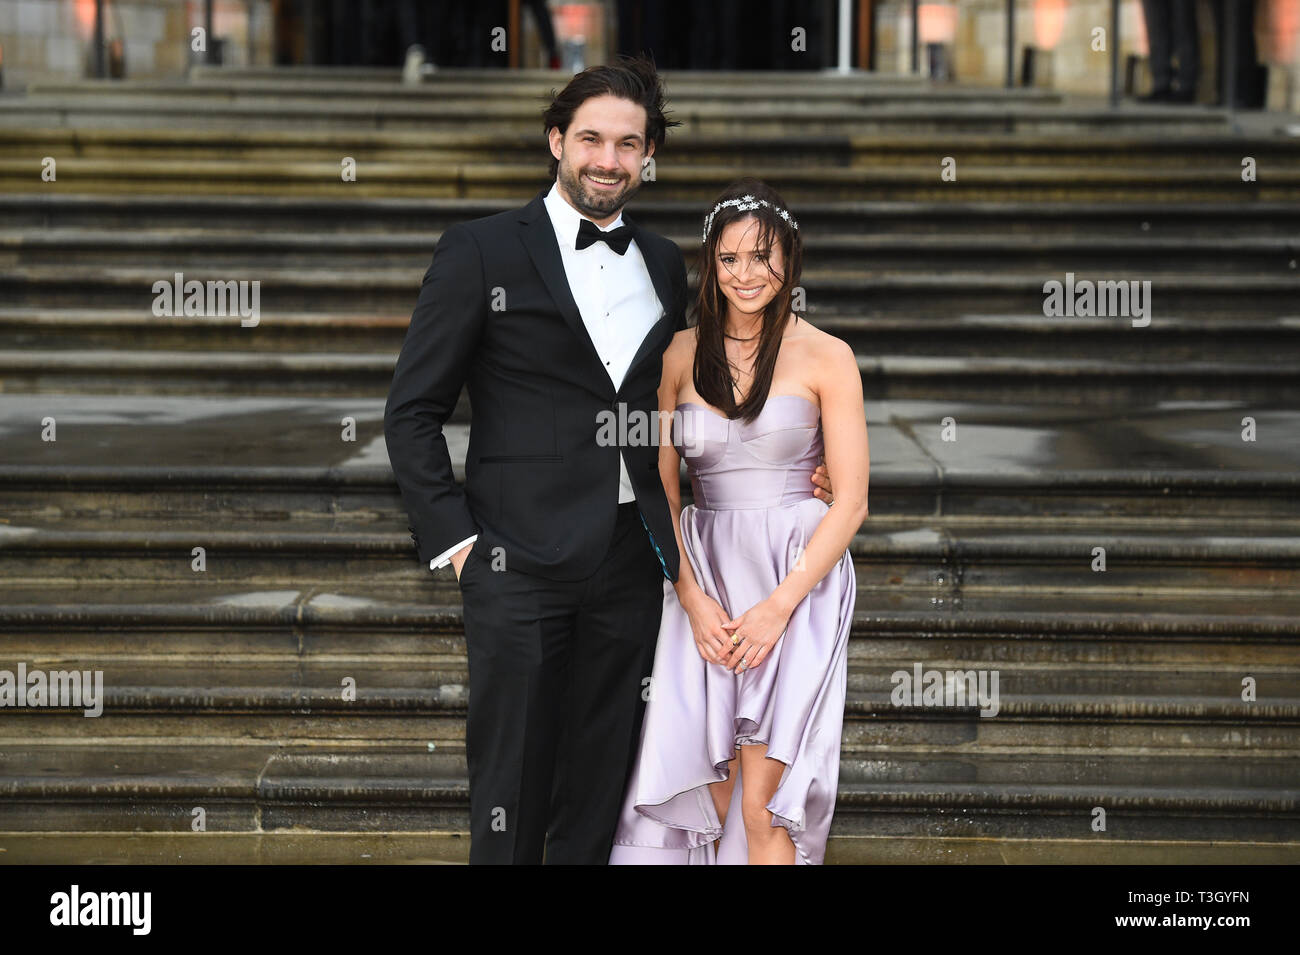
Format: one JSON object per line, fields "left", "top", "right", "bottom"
{"left": 701, "top": 194, "right": 799, "bottom": 244}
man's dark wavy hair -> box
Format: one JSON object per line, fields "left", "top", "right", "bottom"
{"left": 541, "top": 52, "right": 679, "bottom": 180}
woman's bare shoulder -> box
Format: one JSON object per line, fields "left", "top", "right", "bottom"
{"left": 791, "top": 317, "right": 855, "bottom": 367}
{"left": 660, "top": 326, "right": 697, "bottom": 389}
{"left": 664, "top": 326, "right": 697, "bottom": 366}
{"left": 670, "top": 325, "right": 698, "bottom": 349}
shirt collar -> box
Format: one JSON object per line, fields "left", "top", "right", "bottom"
{"left": 544, "top": 180, "right": 626, "bottom": 251}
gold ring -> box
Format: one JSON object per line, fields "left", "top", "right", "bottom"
{"left": 730, "top": 633, "right": 741, "bottom": 646}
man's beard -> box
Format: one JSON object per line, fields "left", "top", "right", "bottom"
{"left": 557, "top": 157, "right": 641, "bottom": 218}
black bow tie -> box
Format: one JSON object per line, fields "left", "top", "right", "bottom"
{"left": 575, "top": 217, "right": 636, "bottom": 255}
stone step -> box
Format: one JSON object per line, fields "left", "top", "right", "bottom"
{"left": 815, "top": 314, "right": 1300, "bottom": 360}
{"left": 12, "top": 501, "right": 1300, "bottom": 537}
{"left": 4, "top": 310, "right": 1300, "bottom": 366}
{"left": 3, "top": 265, "right": 1295, "bottom": 319}
{"left": 3, "top": 583, "right": 1297, "bottom": 673}
{"left": 185, "top": 66, "right": 930, "bottom": 87}
{"left": 25, "top": 78, "right": 1063, "bottom": 107}
{"left": 0, "top": 97, "right": 1231, "bottom": 134}
{"left": 0, "top": 830, "right": 477, "bottom": 865}
{"left": 2, "top": 668, "right": 1296, "bottom": 738}
{"left": 4, "top": 711, "right": 1297, "bottom": 772}
{"left": 8, "top": 128, "right": 1297, "bottom": 168}
{"left": 188, "top": 65, "right": 930, "bottom": 85}
{"left": 1, "top": 348, "right": 1295, "bottom": 403}
{"left": 9, "top": 160, "right": 1294, "bottom": 201}
{"left": 2, "top": 396, "right": 1296, "bottom": 518}
{"left": 3, "top": 229, "right": 1297, "bottom": 275}
{"left": 3, "top": 508, "right": 1299, "bottom": 593}
{"left": 3, "top": 829, "right": 1293, "bottom": 864}
{"left": 7, "top": 465, "right": 1297, "bottom": 522}
{"left": 4, "top": 674, "right": 1295, "bottom": 754}
{"left": 0, "top": 345, "right": 1289, "bottom": 402}
{"left": 2, "top": 534, "right": 1296, "bottom": 597}
{"left": 0, "top": 747, "right": 1293, "bottom": 846}
{"left": 5, "top": 194, "right": 1295, "bottom": 237}
{"left": 1, "top": 654, "right": 1294, "bottom": 711}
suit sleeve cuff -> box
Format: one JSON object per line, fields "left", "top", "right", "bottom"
{"left": 430, "top": 535, "right": 478, "bottom": 570}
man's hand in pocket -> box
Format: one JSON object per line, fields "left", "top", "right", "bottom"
{"left": 450, "top": 543, "right": 473, "bottom": 581}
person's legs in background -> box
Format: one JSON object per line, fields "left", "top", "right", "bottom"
{"left": 1211, "top": 0, "right": 1268, "bottom": 108}
{"left": 1168, "top": 0, "right": 1200, "bottom": 101}
{"left": 523, "top": 0, "right": 560, "bottom": 68}
{"left": 1140, "top": 0, "right": 1200, "bottom": 102}
{"left": 1141, "top": 0, "right": 1175, "bottom": 100}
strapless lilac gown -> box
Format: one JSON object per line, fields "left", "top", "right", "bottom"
{"left": 609, "top": 394, "right": 854, "bottom": 865}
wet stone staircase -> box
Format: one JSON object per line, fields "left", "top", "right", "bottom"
{"left": 0, "top": 68, "right": 1296, "bottom": 863}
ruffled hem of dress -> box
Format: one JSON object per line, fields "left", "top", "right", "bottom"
{"left": 611, "top": 734, "right": 822, "bottom": 865}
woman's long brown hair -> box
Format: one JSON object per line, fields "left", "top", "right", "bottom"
{"left": 691, "top": 177, "right": 804, "bottom": 422}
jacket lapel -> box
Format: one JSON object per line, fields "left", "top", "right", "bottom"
{"left": 622, "top": 208, "right": 675, "bottom": 379}
{"left": 517, "top": 190, "right": 609, "bottom": 387}
{"left": 517, "top": 191, "right": 675, "bottom": 392}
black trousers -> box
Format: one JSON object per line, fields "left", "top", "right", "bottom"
{"left": 1211, "top": 0, "right": 1266, "bottom": 109}
{"left": 457, "top": 501, "right": 665, "bottom": 864}
{"left": 1142, "top": 0, "right": 1199, "bottom": 94}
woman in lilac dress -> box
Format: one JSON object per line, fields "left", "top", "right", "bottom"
{"left": 609, "top": 179, "right": 870, "bottom": 864}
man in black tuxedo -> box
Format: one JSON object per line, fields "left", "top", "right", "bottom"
{"left": 384, "top": 55, "right": 685, "bottom": 864}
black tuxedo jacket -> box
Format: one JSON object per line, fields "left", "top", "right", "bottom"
{"left": 384, "top": 187, "right": 687, "bottom": 582}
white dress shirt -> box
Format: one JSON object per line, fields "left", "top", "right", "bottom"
{"left": 431, "top": 179, "right": 664, "bottom": 571}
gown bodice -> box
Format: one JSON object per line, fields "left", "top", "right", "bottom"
{"left": 673, "top": 394, "right": 822, "bottom": 511}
